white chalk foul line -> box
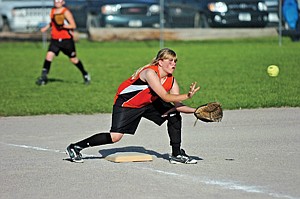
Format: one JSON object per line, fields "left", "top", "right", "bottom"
{"left": 5, "top": 143, "right": 64, "bottom": 153}
{"left": 2, "top": 142, "right": 95, "bottom": 158}
{"left": 3, "top": 142, "right": 299, "bottom": 199}
{"left": 132, "top": 165, "right": 299, "bottom": 199}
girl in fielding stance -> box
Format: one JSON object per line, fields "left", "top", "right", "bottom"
{"left": 36, "top": 0, "right": 90, "bottom": 85}
{"left": 66, "top": 48, "right": 200, "bottom": 164}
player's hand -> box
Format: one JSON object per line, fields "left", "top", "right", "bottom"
{"left": 40, "top": 25, "right": 49, "bottom": 33}
{"left": 187, "top": 82, "right": 200, "bottom": 98}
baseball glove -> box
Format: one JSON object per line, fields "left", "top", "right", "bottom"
{"left": 53, "top": 14, "right": 65, "bottom": 28}
{"left": 194, "top": 102, "right": 223, "bottom": 125}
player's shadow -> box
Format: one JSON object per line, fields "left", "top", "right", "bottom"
{"left": 44, "top": 78, "right": 65, "bottom": 84}
{"left": 44, "top": 78, "right": 81, "bottom": 84}
{"left": 92, "top": 146, "right": 203, "bottom": 161}
{"left": 96, "top": 146, "right": 169, "bottom": 161}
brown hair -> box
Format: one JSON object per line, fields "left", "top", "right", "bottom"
{"left": 131, "top": 48, "right": 177, "bottom": 79}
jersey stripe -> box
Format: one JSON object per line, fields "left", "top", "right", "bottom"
{"left": 119, "top": 85, "right": 149, "bottom": 95}
{"left": 114, "top": 65, "right": 174, "bottom": 108}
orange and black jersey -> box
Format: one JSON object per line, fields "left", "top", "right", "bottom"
{"left": 114, "top": 65, "right": 174, "bottom": 108}
{"left": 50, "top": 7, "right": 73, "bottom": 40}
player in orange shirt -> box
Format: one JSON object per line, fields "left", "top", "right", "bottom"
{"left": 36, "top": 0, "right": 90, "bottom": 85}
{"left": 66, "top": 48, "right": 200, "bottom": 164}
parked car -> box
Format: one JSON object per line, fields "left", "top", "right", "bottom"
{"left": 65, "top": 0, "right": 203, "bottom": 30}
{"left": 99, "top": 0, "right": 160, "bottom": 28}
{"left": 0, "top": 0, "right": 53, "bottom": 32}
{"left": 265, "top": 0, "right": 279, "bottom": 26}
{"left": 193, "top": 0, "right": 270, "bottom": 28}
{"left": 99, "top": 0, "right": 201, "bottom": 28}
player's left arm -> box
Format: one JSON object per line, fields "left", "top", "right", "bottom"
{"left": 63, "top": 9, "right": 77, "bottom": 29}
{"left": 40, "top": 23, "right": 50, "bottom": 33}
{"left": 170, "top": 79, "right": 197, "bottom": 114}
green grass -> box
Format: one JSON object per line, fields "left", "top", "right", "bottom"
{"left": 0, "top": 37, "right": 299, "bottom": 116}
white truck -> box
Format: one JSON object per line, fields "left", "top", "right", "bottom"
{"left": 0, "top": 0, "right": 53, "bottom": 32}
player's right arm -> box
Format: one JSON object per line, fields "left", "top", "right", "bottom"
{"left": 140, "top": 69, "right": 198, "bottom": 102}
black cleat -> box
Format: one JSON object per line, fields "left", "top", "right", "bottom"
{"left": 169, "top": 149, "right": 197, "bottom": 164}
{"left": 83, "top": 74, "right": 91, "bottom": 85}
{"left": 36, "top": 76, "right": 48, "bottom": 86}
{"left": 66, "top": 144, "right": 83, "bottom": 163}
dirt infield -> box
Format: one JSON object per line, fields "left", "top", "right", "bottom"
{"left": 0, "top": 108, "right": 299, "bottom": 199}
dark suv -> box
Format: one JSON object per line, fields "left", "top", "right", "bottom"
{"left": 194, "top": 0, "right": 269, "bottom": 28}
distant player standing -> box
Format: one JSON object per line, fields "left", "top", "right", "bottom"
{"left": 36, "top": 0, "right": 90, "bottom": 85}
{"left": 66, "top": 48, "right": 200, "bottom": 164}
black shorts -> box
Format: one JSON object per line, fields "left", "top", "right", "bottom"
{"left": 48, "top": 39, "right": 76, "bottom": 58}
{"left": 110, "top": 99, "right": 176, "bottom": 135}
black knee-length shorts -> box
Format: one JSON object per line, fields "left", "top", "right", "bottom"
{"left": 110, "top": 99, "right": 175, "bottom": 134}
{"left": 48, "top": 39, "right": 76, "bottom": 58}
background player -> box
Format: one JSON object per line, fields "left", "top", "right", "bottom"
{"left": 36, "top": 0, "right": 90, "bottom": 85}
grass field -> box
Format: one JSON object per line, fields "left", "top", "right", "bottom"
{"left": 0, "top": 37, "right": 299, "bottom": 116}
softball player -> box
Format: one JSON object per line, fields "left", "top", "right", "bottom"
{"left": 66, "top": 48, "right": 200, "bottom": 164}
{"left": 36, "top": 0, "right": 90, "bottom": 85}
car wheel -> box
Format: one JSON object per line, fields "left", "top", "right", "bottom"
{"left": 199, "top": 14, "right": 209, "bottom": 28}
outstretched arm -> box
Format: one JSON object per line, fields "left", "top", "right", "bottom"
{"left": 140, "top": 69, "right": 200, "bottom": 103}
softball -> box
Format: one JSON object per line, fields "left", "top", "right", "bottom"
{"left": 267, "top": 65, "right": 279, "bottom": 77}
